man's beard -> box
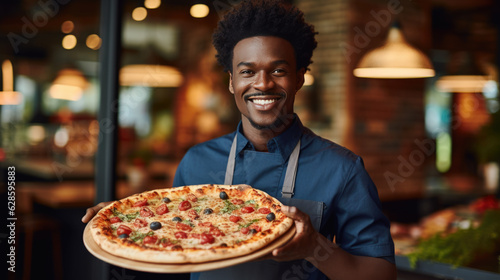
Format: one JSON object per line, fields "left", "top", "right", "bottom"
{"left": 244, "top": 112, "right": 294, "bottom": 134}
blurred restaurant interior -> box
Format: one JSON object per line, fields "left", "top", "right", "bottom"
{"left": 1, "top": 0, "right": 500, "bottom": 279}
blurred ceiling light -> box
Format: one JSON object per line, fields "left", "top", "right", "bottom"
{"left": 303, "top": 73, "right": 314, "bottom": 86}
{"left": 49, "top": 69, "right": 89, "bottom": 101}
{"left": 62, "top": 34, "right": 77, "bottom": 50}
{"left": 86, "top": 34, "right": 102, "bottom": 50}
{"left": 0, "top": 60, "right": 22, "bottom": 105}
{"left": 145, "top": 0, "right": 161, "bottom": 9}
{"left": 27, "top": 125, "right": 46, "bottom": 144}
{"left": 132, "top": 7, "right": 148, "bottom": 21}
{"left": 61, "top": 20, "right": 74, "bottom": 33}
{"left": 120, "top": 64, "right": 183, "bottom": 87}
{"left": 190, "top": 4, "right": 209, "bottom": 18}
{"left": 436, "top": 52, "right": 489, "bottom": 93}
{"left": 353, "top": 23, "right": 435, "bottom": 79}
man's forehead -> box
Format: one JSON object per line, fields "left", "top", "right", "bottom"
{"left": 232, "top": 36, "right": 296, "bottom": 66}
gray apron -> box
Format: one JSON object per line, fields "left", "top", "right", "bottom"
{"left": 199, "top": 134, "right": 325, "bottom": 280}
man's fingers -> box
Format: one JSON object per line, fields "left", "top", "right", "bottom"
{"left": 81, "top": 201, "right": 112, "bottom": 223}
{"left": 282, "top": 206, "right": 307, "bottom": 222}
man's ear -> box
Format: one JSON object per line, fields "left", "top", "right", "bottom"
{"left": 228, "top": 71, "right": 234, "bottom": 94}
{"left": 296, "top": 68, "right": 306, "bottom": 91}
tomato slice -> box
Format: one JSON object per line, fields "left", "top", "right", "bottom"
{"left": 240, "top": 227, "right": 250, "bottom": 234}
{"left": 175, "top": 231, "right": 188, "bottom": 239}
{"left": 140, "top": 207, "right": 154, "bottom": 217}
{"left": 200, "top": 233, "right": 215, "bottom": 245}
{"left": 187, "top": 193, "right": 198, "bottom": 202}
{"left": 117, "top": 225, "right": 132, "bottom": 236}
{"left": 241, "top": 206, "right": 255, "bottom": 213}
{"left": 156, "top": 204, "right": 169, "bottom": 215}
{"left": 143, "top": 235, "right": 158, "bottom": 245}
{"left": 229, "top": 215, "right": 241, "bottom": 223}
{"left": 110, "top": 216, "right": 121, "bottom": 224}
{"left": 176, "top": 222, "right": 193, "bottom": 231}
{"left": 231, "top": 199, "right": 244, "bottom": 205}
{"left": 133, "top": 199, "right": 148, "bottom": 207}
{"left": 178, "top": 201, "right": 192, "bottom": 211}
{"left": 257, "top": 207, "right": 271, "bottom": 214}
{"left": 134, "top": 218, "right": 148, "bottom": 228}
{"left": 187, "top": 209, "right": 199, "bottom": 220}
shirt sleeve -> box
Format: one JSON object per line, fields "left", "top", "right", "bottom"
{"left": 334, "top": 156, "right": 395, "bottom": 263}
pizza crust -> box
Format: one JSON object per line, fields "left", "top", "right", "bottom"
{"left": 89, "top": 184, "right": 294, "bottom": 263}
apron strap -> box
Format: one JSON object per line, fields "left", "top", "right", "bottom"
{"left": 281, "top": 139, "right": 300, "bottom": 198}
{"left": 224, "top": 134, "right": 238, "bottom": 185}
{"left": 224, "top": 133, "right": 301, "bottom": 199}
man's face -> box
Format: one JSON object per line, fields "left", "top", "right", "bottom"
{"left": 229, "top": 36, "right": 305, "bottom": 131}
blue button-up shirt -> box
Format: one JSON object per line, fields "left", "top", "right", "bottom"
{"left": 173, "top": 116, "right": 395, "bottom": 279}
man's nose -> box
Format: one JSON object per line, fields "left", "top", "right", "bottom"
{"left": 253, "top": 71, "right": 275, "bottom": 91}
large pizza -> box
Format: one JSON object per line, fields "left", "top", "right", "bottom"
{"left": 89, "top": 184, "right": 294, "bottom": 263}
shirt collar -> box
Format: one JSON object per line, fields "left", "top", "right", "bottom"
{"left": 235, "top": 114, "right": 303, "bottom": 161}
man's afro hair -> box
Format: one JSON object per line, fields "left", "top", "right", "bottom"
{"left": 212, "top": 0, "right": 317, "bottom": 72}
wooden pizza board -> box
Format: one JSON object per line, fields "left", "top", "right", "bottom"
{"left": 83, "top": 223, "right": 296, "bottom": 273}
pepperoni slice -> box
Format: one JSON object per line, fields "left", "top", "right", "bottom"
{"left": 241, "top": 206, "right": 255, "bottom": 213}
{"left": 178, "top": 201, "right": 192, "bottom": 211}
{"left": 156, "top": 204, "right": 169, "bottom": 215}
{"left": 110, "top": 216, "right": 121, "bottom": 224}
{"left": 133, "top": 199, "right": 148, "bottom": 207}
{"left": 140, "top": 207, "right": 154, "bottom": 217}
{"left": 229, "top": 215, "right": 241, "bottom": 223}
{"left": 258, "top": 207, "right": 271, "bottom": 214}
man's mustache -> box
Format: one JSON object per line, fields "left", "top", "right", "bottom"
{"left": 243, "top": 92, "right": 286, "bottom": 102}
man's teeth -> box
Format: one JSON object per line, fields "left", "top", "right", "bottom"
{"left": 252, "top": 99, "right": 277, "bottom": 105}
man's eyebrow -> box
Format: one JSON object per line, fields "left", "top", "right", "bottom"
{"left": 236, "top": 60, "right": 290, "bottom": 68}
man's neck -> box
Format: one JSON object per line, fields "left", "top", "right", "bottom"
{"left": 240, "top": 117, "right": 292, "bottom": 152}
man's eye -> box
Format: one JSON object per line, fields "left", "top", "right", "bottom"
{"left": 272, "top": 69, "right": 286, "bottom": 75}
{"left": 240, "top": 70, "right": 254, "bottom": 75}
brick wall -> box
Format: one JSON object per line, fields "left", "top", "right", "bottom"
{"left": 296, "top": 0, "right": 432, "bottom": 200}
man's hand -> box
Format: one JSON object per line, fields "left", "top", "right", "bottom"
{"left": 81, "top": 201, "right": 112, "bottom": 223}
{"left": 271, "top": 205, "right": 324, "bottom": 262}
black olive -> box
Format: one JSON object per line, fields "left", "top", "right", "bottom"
{"left": 220, "top": 243, "right": 228, "bottom": 247}
{"left": 219, "top": 191, "right": 229, "bottom": 200}
{"left": 249, "top": 229, "right": 257, "bottom": 234}
{"left": 172, "top": 217, "right": 182, "bottom": 222}
{"left": 162, "top": 197, "right": 171, "bottom": 203}
{"left": 118, "top": 234, "right": 128, "bottom": 239}
{"left": 203, "top": 208, "right": 213, "bottom": 215}
{"left": 150, "top": 221, "right": 162, "bottom": 230}
{"left": 266, "top": 213, "right": 276, "bottom": 221}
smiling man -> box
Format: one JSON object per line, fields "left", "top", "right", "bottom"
{"left": 83, "top": 0, "right": 396, "bottom": 279}
{"left": 172, "top": 0, "right": 396, "bottom": 279}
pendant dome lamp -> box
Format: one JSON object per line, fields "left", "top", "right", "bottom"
{"left": 353, "top": 21, "right": 435, "bottom": 79}
{"left": 0, "top": 60, "right": 23, "bottom": 105}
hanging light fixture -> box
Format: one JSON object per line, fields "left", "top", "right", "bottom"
{"left": 0, "top": 60, "right": 23, "bottom": 105}
{"left": 49, "top": 68, "right": 89, "bottom": 101}
{"left": 436, "top": 51, "right": 490, "bottom": 93}
{"left": 353, "top": 22, "right": 435, "bottom": 79}
{"left": 120, "top": 64, "right": 183, "bottom": 87}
